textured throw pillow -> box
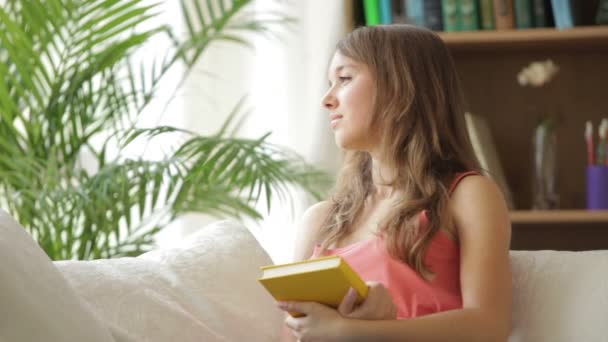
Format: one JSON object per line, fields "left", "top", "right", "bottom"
{"left": 55, "top": 220, "right": 284, "bottom": 342}
{"left": 510, "top": 250, "right": 608, "bottom": 342}
{"left": 0, "top": 209, "right": 116, "bottom": 342}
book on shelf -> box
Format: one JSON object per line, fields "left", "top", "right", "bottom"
{"left": 379, "top": 0, "right": 393, "bottom": 24}
{"left": 442, "top": 0, "right": 462, "bottom": 31}
{"left": 424, "top": 0, "right": 444, "bottom": 31}
{"left": 514, "top": 0, "right": 534, "bottom": 28}
{"left": 461, "top": 0, "right": 481, "bottom": 30}
{"left": 258, "top": 255, "right": 369, "bottom": 317}
{"left": 550, "top": 0, "right": 580, "bottom": 28}
{"left": 464, "top": 112, "right": 514, "bottom": 209}
{"left": 598, "top": 0, "right": 608, "bottom": 24}
{"left": 532, "top": 0, "right": 549, "bottom": 27}
{"left": 480, "top": 0, "right": 497, "bottom": 29}
{"left": 363, "top": 0, "right": 381, "bottom": 26}
{"left": 406, "top": 0, "right": 444, "bottom": 31}
{"left": 494, "top": 0, "right": 516, "bottom": 29}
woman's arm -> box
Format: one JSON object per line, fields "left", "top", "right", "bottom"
{"left": 279, "top": 201, "right": 333, "bottom": 342}
{"left": 335, "top": 175, "right": 512, "bottom": 342}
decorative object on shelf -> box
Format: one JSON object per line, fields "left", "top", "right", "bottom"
{"left": 517, "top": 59, "right": 560, "bottom": 210}
{"left": 586, "top": 119, "right": 608, "bottom": 210}
{"left": 464, "top": 112, "right": 514, "bottom": 209}
{"left": 532, "top": 118, "right": 560, "bottom": 210}
{"left": 517, "top": 59, "right": 559, "bottom": 87}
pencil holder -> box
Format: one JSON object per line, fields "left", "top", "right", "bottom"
{"left": 586, "top": 165, "right": 608, "bottom": 210}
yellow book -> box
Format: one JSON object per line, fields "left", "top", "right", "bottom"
{"left": 258, "top": 255, "right": 368, "bottom": 317}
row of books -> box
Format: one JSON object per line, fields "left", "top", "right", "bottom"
{"left": 358, "top": 0, "right": 608, "bottom": 32}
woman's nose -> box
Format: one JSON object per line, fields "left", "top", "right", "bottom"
{"left": 322, "top": 91, "right": 337, "bottom": 110}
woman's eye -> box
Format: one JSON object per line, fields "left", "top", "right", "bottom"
{"left": 339, "top": 76, "right": 352, "bottom": 82}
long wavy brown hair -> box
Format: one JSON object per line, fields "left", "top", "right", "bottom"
{"left": 318, "top": 24, "right": 481, "bottom": 278}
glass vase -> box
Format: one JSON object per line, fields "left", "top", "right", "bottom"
{"left": 532, "top": 118, "right": 559, "bottom": 210}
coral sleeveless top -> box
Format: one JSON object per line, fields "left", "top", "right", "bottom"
{"left": 312, "top": 171, "right": 479, "bottom": 319}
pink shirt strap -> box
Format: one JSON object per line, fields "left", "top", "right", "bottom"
{"left": 447, "top": 171, "right": 480, "bottom": 196}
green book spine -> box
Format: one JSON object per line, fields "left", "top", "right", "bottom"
{"left": 363, "top": 0, "right": 381, "bottom": 26}
{"left": 514, "top": 0, "right": 534, "bottom": 28}
{"left": 480, "top": 0, "right": 496, "bottom": 29}
{"left": 442, "top": 0, "right": 462, "bottom": 31}
{"left": 460, "top": 0, "right": 480, "bottom": 31}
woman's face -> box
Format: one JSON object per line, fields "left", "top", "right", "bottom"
{"left": 322, "top": 52, "right": 377, "bottom": 151}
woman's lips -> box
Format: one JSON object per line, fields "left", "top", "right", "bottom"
{"left": 330, "top": 114, "right": 343, "bottom": 129}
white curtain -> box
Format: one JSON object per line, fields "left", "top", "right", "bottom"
{"left": 155, "top": 0, "right": 352, "bottom": 264}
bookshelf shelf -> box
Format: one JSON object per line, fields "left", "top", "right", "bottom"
{"left": 509, "top": 210, "right": 608, "bottom": 251}
{"left": 510, "top": 210, "right": 608, "bottom": 224}
{"left": 438, "top": 26, "right": 608, "bottom": 51}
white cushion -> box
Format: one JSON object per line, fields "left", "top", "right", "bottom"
{"left": 0, "top": 209, "right": 116, "bottom": 342}
{"left": 55, "top": 220, "right": 283, "bottom": 342}
{"left": 509, "top": 250, "right": 608, "bottom": 342}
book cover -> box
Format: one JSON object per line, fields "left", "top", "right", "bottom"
{"left": 354, "top": 0, "right": 367, "bottom": 27}
{"left": 406, "top": 0, "right": 426, "bottom": 27}
{"left": 442, "top": 0, "right": 462, "bottom": 31}
{"left": 550, "top": 0, "right": 580, "bottom": 28}
{"left": 532, "top": 0, "right": 548, "bottom": 27}
{"left": 480, "top": 0, "right": 497, "bottom": 29}
{"left": 392, "top": 0, "right": 409, "bottom": 24}
{"left": 514, "top": 0, "right": 534, "bottom": 28}
{"left": 494, "top": 0, "right": 515, "bottom": 29}
{"left": 379, "top": 0, "right": 393, "bottom": 24}
{"left": 364, "top": 0, "right": 382, "bottom": 25}
{"left": 597, "top": 0, "right": 608, "bottom": 24}
{"left": 424, "top": 0, "right": 444, "bottom": 31}
{"left": 464, "top": 112, "right": 514, "bottom": 209}
{"left": 258, "top": 255, "right": 369, "bottom": 317}
{"left": 460, "top": 0, "right": 481, "bottom": 31}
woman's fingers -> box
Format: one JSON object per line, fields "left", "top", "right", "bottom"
{"left": 343, "top": 281, "right": 397, "bottom": 320}
{"left": 338, "top": 287, "right": 358, "bottom": 315}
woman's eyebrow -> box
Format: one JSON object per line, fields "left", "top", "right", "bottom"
{"left": 328, "top": 64, "right": 358, "bottom": 79}
{"left": 335, "top": 64, "right": 357, "bottom": 72}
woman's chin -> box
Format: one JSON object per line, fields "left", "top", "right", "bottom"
{"left": 333, "top": 135, "right": 348, "bottom": 149}
{"left": 334, "top": 135, "right": 357, "bottom": 151}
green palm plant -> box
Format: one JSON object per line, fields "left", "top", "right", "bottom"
{"left": 0, "top": 0, "right": 329, "bottom": 260}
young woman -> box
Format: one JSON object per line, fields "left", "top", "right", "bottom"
{"left": 278, "top": 24, "right": 512, "bottom": 342}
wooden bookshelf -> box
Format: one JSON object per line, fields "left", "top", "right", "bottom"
{"left": 510, "top": 210, "right": 608, "bottom": 224}
{"left": 350, "top": 1, "right": 608, "bottom": 250}
{"left": 438, "top": 26, "right": 608, "bottom": 52}
{"left": 446, "top": 26, "right": 608, "bottom": 250}
{"left": 449, "top": 31, "right": 607, "bottom": 212}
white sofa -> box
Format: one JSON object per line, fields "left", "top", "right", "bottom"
{"left": 1, "top": 208, "right": 607, "bottom": 342}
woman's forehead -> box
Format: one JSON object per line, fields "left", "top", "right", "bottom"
{"left": 328, "top": 53, "right": 363, "bottom": 74}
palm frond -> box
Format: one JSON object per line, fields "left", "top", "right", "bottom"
{"left": 0, "top": 0, "right": 329, "bottom": 261}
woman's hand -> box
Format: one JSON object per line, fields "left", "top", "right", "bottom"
{"left": 277, "top": 281, "right": 396, "bottom": 341}
{"left": 338, "top": 281, "right": 397, "bottom": 320}
{"left": 278, "top": 301, "right": 347, "bottom": 342}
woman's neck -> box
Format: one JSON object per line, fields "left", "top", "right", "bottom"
{"left": 370, "top": 154, "right": 400, "bottom": 200}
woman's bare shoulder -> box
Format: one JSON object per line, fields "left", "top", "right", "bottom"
{"left": 450, "top": 174, "right": 506, "bottom": 209}
{"left": 449, "top": 175, "right": 510, "bottom": 234}
{"left": 302, "top": 200, "right": 334, "bottom": 225}
{"left": 292, "top": 201, "right": 334, "bottom": 261}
